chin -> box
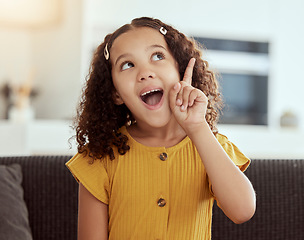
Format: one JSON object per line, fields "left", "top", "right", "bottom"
{"left": 143, "top": 115, "right": 175, "bottom": 129}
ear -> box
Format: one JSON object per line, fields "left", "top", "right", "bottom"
{"left": 112, "top": 90, "right": 124, "bottom": 105}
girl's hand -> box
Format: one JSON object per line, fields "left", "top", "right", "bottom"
{"left": 169, "top": 58, "right": 209, "bottom": 133}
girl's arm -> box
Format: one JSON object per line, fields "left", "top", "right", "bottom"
{"left": 187, "top": 122, "right": 256, "bottom": 224}
{"left": 170, "top": 58, "right": 255, "bottom": 224}
{"left": 78, "top": 183, "right": 108, "bottom": 240}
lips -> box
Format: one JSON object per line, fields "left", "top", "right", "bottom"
{"left": 140, "top": 88, "right": 164, "bottom": 108}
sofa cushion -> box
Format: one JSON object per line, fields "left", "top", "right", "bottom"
{"left": 0, "top": 164, "right": 32, "bottom": 240}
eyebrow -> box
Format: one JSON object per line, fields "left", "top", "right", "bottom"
{"left": 148, "top": 44, "right": 166, "bottom": 51}
{"left": 114, "top": 53, "right": 131, "bottom": 66}
{"left": 114, "top": 44, "right": 167, "bottom": 66}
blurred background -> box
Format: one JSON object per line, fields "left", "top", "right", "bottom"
{"left": 0, "top": 0, "right": 303, "bottom": 158}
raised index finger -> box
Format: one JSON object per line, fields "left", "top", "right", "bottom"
{"left": 182, "top": 58, "right": 196, "bottom": 85}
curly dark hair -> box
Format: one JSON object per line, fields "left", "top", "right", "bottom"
{"left": 75, "top": 17, "right": 223, "bottom": 161}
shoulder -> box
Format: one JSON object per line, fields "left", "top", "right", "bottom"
{"left": 216, "top": 133, "right": 250, "bottom": 172}
{"left": 66, "top": 152, "right": 110, "bottom": 180}
{"left": 66, "top": 152, "right": 112, "bottom": 204}
{"left": 216, "top": 132, "right": 229, "bottom": 144}
{"left": 66, "top": 151, "right": 106, "bottom": 168}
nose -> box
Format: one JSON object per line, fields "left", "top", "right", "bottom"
{"left": 137, "top": 66, "right": 156, "bottom": 81}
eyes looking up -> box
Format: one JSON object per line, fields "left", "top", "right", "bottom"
{"left": 120, "top": 52, "right": 165, "bottom": 71}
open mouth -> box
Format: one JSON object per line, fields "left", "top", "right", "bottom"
{"left": 140, "top": 89, "right": 164, "bottom": 106}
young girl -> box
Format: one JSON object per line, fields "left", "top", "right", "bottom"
{"left": 66, "top": 17, "right": 256, "bottom": 240}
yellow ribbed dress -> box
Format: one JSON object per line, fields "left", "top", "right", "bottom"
{"left": 66, "top": 126, "right": 250, "bottom": 240}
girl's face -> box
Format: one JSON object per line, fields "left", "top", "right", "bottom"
{"left": 110, "top": 27, "right": 180, "bottom": 129}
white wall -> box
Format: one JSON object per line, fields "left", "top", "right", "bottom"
{"left": 270, "top": 0, "right": 304, "bottom": 130}
{"left": 30, "top": 0, "right": 82, "bottom": 119}
{"left": 0, "top": 0, "right": 82, "bottom": 120}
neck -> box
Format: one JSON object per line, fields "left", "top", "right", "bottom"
{"left": 127, "top": 119, "right": 187, "bottom": 148}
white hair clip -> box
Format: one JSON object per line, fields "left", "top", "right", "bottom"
{"left": 159, "top": 27, "right": 167, "bottom": 35}
{"left": 104, "top": 43, "right": 110, "bottom": 60}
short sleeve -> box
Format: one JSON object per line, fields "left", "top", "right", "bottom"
{"left": 66, "top": 153, "right": 110, "bottom": 205}
{"left": 216, "top": 133, "right": 250, "bottom": 172}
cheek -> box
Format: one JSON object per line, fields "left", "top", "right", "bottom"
{"left": 112, "top": 79, "right": 134, "bottom": 102}
{"left": 111, "top": 77, "right": 124, "bottom": 102}
{"left": 172, "top": 61, "right": 181, "bottom": 79}
{"left": 166, "top": 66, "right": 181, "bottom": 83}
{"left": 112, "top": 74, "right": 124, "bottom": 93}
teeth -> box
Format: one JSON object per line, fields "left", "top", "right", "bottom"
{"left": 141, "top": 89, "right": 161, "bottom": 97}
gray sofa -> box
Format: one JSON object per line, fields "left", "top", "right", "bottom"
{"left": 0, "top": 156, "right": 303, "bottom": 240}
